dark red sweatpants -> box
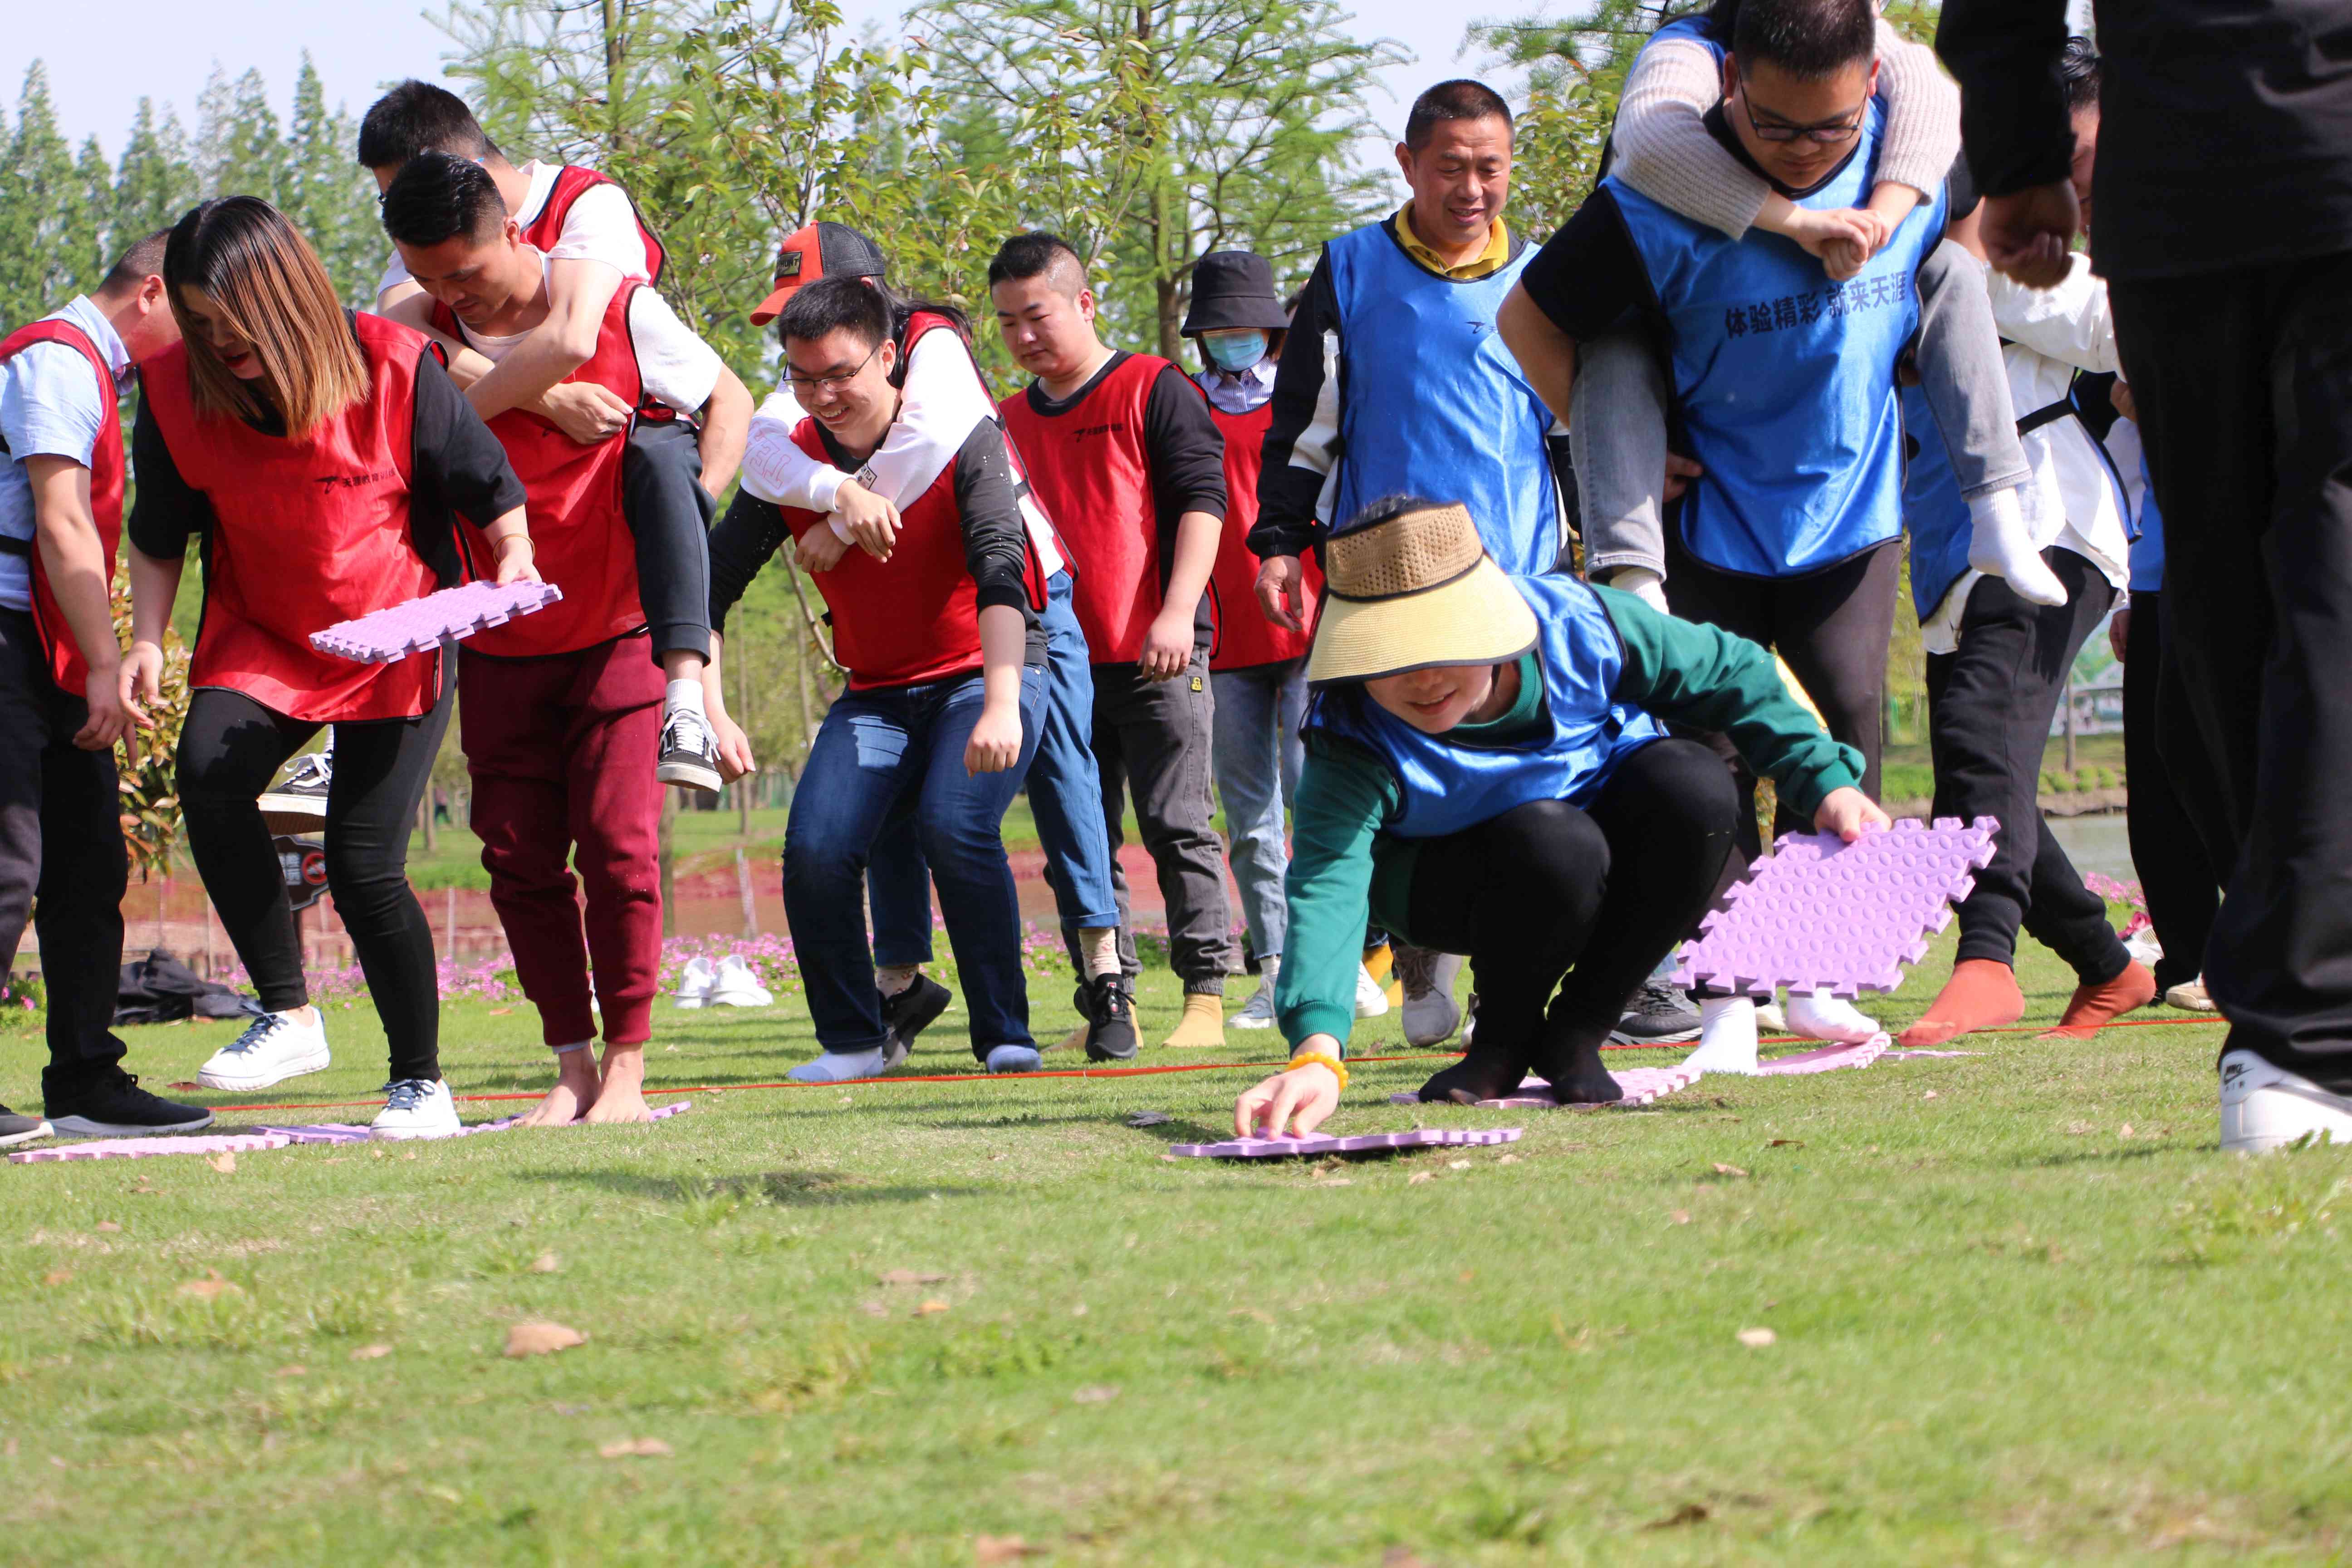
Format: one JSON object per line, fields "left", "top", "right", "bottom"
{"left": 460, "top": 635, "right": 665, "bottom": 1048}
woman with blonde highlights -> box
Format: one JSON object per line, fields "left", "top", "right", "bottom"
{"left": 124, "top": 196, "right": 534, "bottom": 1140}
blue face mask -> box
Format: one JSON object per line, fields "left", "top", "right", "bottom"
{"left": 1202, "top": 330, "right": 1268, "bottom": 372}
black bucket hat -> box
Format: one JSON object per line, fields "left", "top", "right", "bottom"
{"left": 1180, "top": 250, "right": 1289, "bottom": 335}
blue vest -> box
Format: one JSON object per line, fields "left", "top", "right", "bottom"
{"left": 1304, "top": 574, "right": 1666, "bottom": 838}
{"left": 1898, "top": 382, "right": 1978, "bottom": 620}
{"left": 1610, "top": 101, "right": 1941, "bottom": 578}
{"left": 1323, "top": 224, "right": 1561, "bottom": 577}
{"left": 2130, "top": 450, "right": 2165, "bottom": 592}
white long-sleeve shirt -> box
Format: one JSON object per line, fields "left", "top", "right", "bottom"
{"left": 740, "top": 326, "right": 1062, "bottom": 575}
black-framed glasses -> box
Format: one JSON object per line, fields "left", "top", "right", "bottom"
{"left": 784, "top": 339, "right": 884, "bottom": 395}
{"left": 1742, "top": 96, "right": 1867, "bottom": 146}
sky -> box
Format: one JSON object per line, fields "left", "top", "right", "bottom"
{"left": 3, "top": 0, "right": 1504, "bottom": 157}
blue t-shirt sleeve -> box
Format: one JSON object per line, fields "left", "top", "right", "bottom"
{"left": 0, "top": 341, "right": 107, "bottom": 468}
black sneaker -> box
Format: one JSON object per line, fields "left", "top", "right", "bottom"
{"left": 46, "top": 1075, "right": 214, "bottom": 1138}
{"left": 0, "top": 1103, "right": 53, "bottom": 1148}
{"left": 1074, "top": 973, "right": 1138, "bottom": 1063}
{"left": 655, "top": 708, "right": 722, "bottom": 795}
{"left": 879, "top": 974, "right": 953, "bottom": 1069}
{"left": 257, "top": 749, "right": 332, "bottom": 834}
{"left": 1610, "top": 980, "right": 1701, "bottom": 1044}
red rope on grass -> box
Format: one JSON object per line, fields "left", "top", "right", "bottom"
{"left": 185, "top": 1014, "right": 2229, "bottom": 1115}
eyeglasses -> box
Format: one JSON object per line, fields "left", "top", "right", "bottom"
{"left": 1741, "top": 97, "right": 1867, "bottom": 146}
{"left": 784, "top": 339, "right": 884, "bottom": 395}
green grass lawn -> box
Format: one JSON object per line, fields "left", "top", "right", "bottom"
{"left": 5, "top": 929, "right": 2336, "bottom": 1566}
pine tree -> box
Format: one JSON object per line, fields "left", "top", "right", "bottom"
{"left": 284, "top": 55, "right": 381, "bottom": 306}
{"left": 70, "top": 136, "right": 113, "bottom": 290}
{"left": 0, "top": 64, "right": 84, "bottom": 327}
{"left": 113, "top": 99, "right": 199, "bottom": 248}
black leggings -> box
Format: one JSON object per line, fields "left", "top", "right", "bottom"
{"left": 2124, "top": 590, "right": 2220, "bottom": 993}
{"left": 623, "top": 418, "right": 715, "bottom": 663}
{"left": 1401, "top": 738, "right": 1738, "bottom": 1102}
{"left": 1663, "top": 534, "right": 1901, "bottom": 875}
{"left": 178, "top": 680, "right": 452, "bottom": 1082}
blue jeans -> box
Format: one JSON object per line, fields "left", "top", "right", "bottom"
{"left": 784, "top": 666, "right": 1044, "bottom": 1060}
{"left": 1210, "top": 657, "right": 1308, "bottom": 960}
{"left": 868, "top": 571, "right": 1117, "bottom": 967}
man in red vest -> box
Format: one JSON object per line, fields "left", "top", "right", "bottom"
{"left": 382, "top": 154, "right": 749, "bottom": 1126}
{"left": 990, "top": 233, "right": 1239, "bottom": 1049}
{"left": 0, "top": 233, "right": 210, "bottom": 1145}
{"left": 335, "top": 82, "right": 724, "bottom": 801}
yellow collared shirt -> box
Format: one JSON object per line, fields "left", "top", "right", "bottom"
{"left": 1393, "top": 202, "right": 1511, "bottom": 280}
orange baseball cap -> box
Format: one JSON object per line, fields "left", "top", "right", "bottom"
{"left": 748, "top": 221, "right": 888, "bottom": 325}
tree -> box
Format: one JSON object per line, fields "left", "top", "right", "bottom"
{"left": 113, "top": 99, "right": 199, "bottom": 250}
{"left": 0, "top": 64, "right": 84, "bottom": 328}
{"left": 916, "top": 0, "right": 1405, "bottom": 356}
{"left": 283, "top": 56, "right": 382, "bottom": 307}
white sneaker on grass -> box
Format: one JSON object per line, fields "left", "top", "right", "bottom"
{"left": 2219, "top": 1049, "right": 2352, "bottom": 1153}
{"left": 196, "top": 1008, "right": 331, "bottom": 1091}
{"left": 370, "top": 1078, "right": 461, "bottom": 1141}
{"left": 673, "top": 956, "right": 715, "bottom": 1008}
{"left": 1353, "top": 964, "right": 1390, "bottom": 1019}
{"left": 708, "top": 954, "right": 773, "bottom": 1007}
{"left": 1229, "top": 975, "right": 1279, "bottom": 1030}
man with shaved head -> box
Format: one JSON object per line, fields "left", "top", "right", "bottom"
{"left": 991, "top": 232, "right": 1239, "bottom": 1052}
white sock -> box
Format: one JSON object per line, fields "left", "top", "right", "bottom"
{"left": 786, "top": 1046, "right": 887, "bottom": 1084}
{"left": 551, "top": 1039, "right": 594, "bottom": 1056}
{"left": 1255, "top": 955, "right": 1280, "bottom": 992}
{"left": 1785, "top": 990, "right": 1879, "bottom": 1044}
{"left": 1683, "top": 996, "right": 1760, "bottom": 1075}
{"left": 1965, "top": 487, "right": 2068, "bottom": 607}
{"left": 664, "top": 678, "right": 707, "bottom": 720}
{"left": 875, "top": 965, "right": 917, "bottom": 999}
{"left": 1081, "top": 926, "right": 1120, "bottom": 980}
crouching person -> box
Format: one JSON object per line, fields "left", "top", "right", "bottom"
{"left": 705, "top": 277, "right": 1048, "bottom": 1080}
{"left": 1235, "top": 498, "right": 1888, "bottom": 1135}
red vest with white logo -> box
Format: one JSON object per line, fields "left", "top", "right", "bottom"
{"left": 139, "top": 313, "right": 442, "bottom": 722}
{"left": 431, "top": 284, "right": 647, "bottom": 657}
{"left": 899, "top": 309, "right": 1073, "bottom": 578}
{"left": 997, "top": 353, "right": 1181, "bottom": 664}
{"left": 525, "top": 167, "right": 667, "bottom": 284}
{"left": 774, "top": 417, "right": 1026, "bottom": 692}
{"left": 0, "top": 318, "right": 123, "bottom": 694}
{"left": 1204, "top": 399, "right": 1318, "bottom": 671}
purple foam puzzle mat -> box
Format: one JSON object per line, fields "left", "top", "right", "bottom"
{"left": 10, "top": 1132, "right": 292, "bottom": 1163}
{"left": 1754, "top": 1034, "right": 1891, "bottom": 1075}
{"left": 11, "top": 1101, "right": 691, "bottom": 1163}
{"left": 1671, "top": 817, "right": 1999, "bottom": 998}
{"left": 1167, "top": 1127, "right": 1522, "bottom": 1160}
{"left": 309, "top": 580, "right": 564, "bottom": 664}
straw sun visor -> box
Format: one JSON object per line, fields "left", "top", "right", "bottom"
{"left": 1304, "top": 501, "right": 1539, "bottom": 686}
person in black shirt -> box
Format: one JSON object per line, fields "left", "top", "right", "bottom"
{"left": 1939, "top": 0, "right": 2352, "bottom": 1151}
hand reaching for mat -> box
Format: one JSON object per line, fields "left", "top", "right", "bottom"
{"left": 1235, "top": 1043, "right": 1343, "bottom": 1138}
{"left": 1813, "top": 786, "right": 1892, "bottom": 843}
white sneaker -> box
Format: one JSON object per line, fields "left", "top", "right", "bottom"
{"left": 2125, "top": 926, "right": 2165, "bottom": 970}
{"left": 707, "top": 953, "right": 773, "bottom": 1008}
{"left": 2219, "top": 1049, "right": 2352, "bottom": 1153}
{"left": 1755, "top": 1000, "right": 1789, "bottom": 1034}
{"left": 370, "top": 1078, "right": 461, "bottom": 1141}
{"left": 1400, "top": 951, "right": 1464, "bottom": 1046}
{"left": 1230, "top": 974, "right": 1279, "bottom": 1030}
{"left": 1353, "top": 964, "right": 1390, "bottom": 1019}
{"left": 196, "top": 1008, "right": 332, "bottom": 1090}
{"left": 2166, "top": 979, "right": 2217, "bottom": 1013}
{"left": 673, "top": 955, "right": 716, "bottom": 1009}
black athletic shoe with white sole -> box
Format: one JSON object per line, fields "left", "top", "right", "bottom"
{"left": 880, "top": 974, "right": 954, "bottom": 1069}
{"left": 46, "top": 1075, "right": 214, "bottom": 1138}
{"left": 1610, "top": 980, "right": 1702, "bottom": 1044}
{"left": 0, "top": 1104, "right": 53, "bottom": 1147}
{"left": 1076, "top": 973, "right": 1139, "bottom": 1062}
{"left": 655, "top": 709, "right": 723, "bottom": 795}
{"left": 257, "top": 749, "right": 332, "bottom": 834}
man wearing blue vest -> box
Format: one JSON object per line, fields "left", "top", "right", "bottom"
{"left": 1252, "top": 77, "right": 1561, "bottom": 1049}
{"left": 1499, "top": 0, "right": 1946, "bottom": 1066}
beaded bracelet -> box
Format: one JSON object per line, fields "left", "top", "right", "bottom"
{"left": 1284, "top": 1051, "right": 1348, "bottom": 1092}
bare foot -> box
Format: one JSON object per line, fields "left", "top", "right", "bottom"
{"left": 517, "top": 1051, "right": 601, "bottom": 1127}
{"left": 583, "top": 1044, "right": 654, "bottom": 1124}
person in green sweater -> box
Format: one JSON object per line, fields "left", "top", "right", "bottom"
{"left": 1234, "top": 495, "right": 1891, "bottom": 1137}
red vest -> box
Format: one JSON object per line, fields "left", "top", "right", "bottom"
{"left": 998, "top": 353, "right": 1183, "bottom": 665}
{"left": 774, "top": 420, "right": 992, "bottom": 691}
{"left": 431, "top": 284, "right": 647, "bottom": 657}
{"left": 901, "top": 310, "right": 1070, "bottom": 584}
{"left": 140, "top": 313, "right": 441, "bottom": 722}
{"left": 1204, "top": 398, "right": 1318, "bottom": 671}
{"left": 524, "top": 166, "right": 667, "bottom": 284}
{"left": 0, "top": 318, "right": 123, "bottom": 694}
